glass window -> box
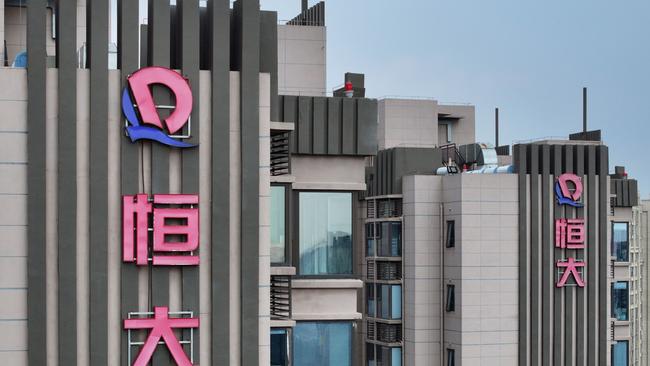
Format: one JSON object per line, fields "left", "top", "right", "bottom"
{"left": 612, "top": 281, "right": 629, "bottom": 321}
{"left": 271, "top": 328, "right": 290, "bottom": 366}
{"left": 366, "top": 343, "right": 375, "bottom": 366}
{"left": 377, "top": 284, "right": 402, "bottom": 320}
{"left": 391, "top": 347, "right": 402, "bottom": 366}
{"left": 293, "top": 322, "right": 352, "bottom": 366}
{"left": 367, "top": 284, "right": 375, "bottom": 317}
{"left": 612, "top": 222, "right": 629, "bottom": 261}
{"left": 366, "top": 223, "right": 375, "bottom": 257}
{"left": 271, "top": 186, "right": 287, "bottom": 264}
{"left": 611, "top": 341, "right": 629, "bottom": 366}
{"left": 446, "top": 348, "right": 455, "bottom": 366}
{"left": 299, "top": 192, "right": 352, "bottom": 275}
{"left": 446, "top": 221, "right": 455, "bottom": 248}
{"left": 446, "top": 284, "right": 455, "bottom": 312}
{"left": 377, "top": 222, "right": 401, "bottom": 257}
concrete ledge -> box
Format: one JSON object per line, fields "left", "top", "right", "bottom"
{"left": 271, "top": 121, "right": 295, "bottom": 131}
{"left": 292, "top": 182, "right": 366, "bottom": 191}
{"left": 270, "top": 175, "right": 296, "bottom": 184}
{"left": 292, "top": 278, "right": 363, "bottom": 289}
{"left": 270, "top": 319, "right": 296, "bottom": 328}
{"left": 270, "top": 266, "right": 296, "bottom": 276}
{"left": 292, "top": 312, "right": 363, "bottom": 321}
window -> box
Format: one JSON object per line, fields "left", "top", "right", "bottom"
{"left": 611, "top": 341, "right": 629, "bottom": 366}
{"left": 293, "top": 322, "right": 352, "bottom": 366}
{"left": 612, "top": 222, "right": 629, "bottom": 261}
{"left": 377, "top": 222, "right": 401, "bottom": 257}
{"left": 367, "top": 284, "right": 375, "bottom": 317}
{"left": 298, "top": 192, "right": 352, "bottom": 275}
{"left": 446, "top": 284, "right": 455, "bottom": 312}
{"left": 612, "top": 281, "right": 629, "bottom": 321}
{"left": 376, "top": 284, "right": 402, "bottom": 320}
{"left": 271, "top": 328, "right": 290, "bottom": 366}
{"left": 446, "top": 348, "right": 455, "bottom": 366}
{"left": 446, "top": 221, "right": 455, "bottom": 248}
{"left": 367, "top": 343, "right": 375, "bottom": 366}
{"left": 366, "top": 223, "right": 375, "bottom": 257}
{"left": 367, "top": 345, "right": 401, "bottom": 366}
{"left": 271, "top": 186, "right": 287, "bottom": 264}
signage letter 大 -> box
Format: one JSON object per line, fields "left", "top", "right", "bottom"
{"left": 122, "top": 66, "right": 197, "bottom": 148}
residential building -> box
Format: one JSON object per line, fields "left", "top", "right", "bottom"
{"left": 0, "top": 1, "right": 647, "bottom": 366}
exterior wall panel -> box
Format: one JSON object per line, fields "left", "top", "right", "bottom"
{"left": 515, "top": 142, "right": 610, "bottom": 366}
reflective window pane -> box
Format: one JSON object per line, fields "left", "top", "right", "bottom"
{"left": 391, "top": 347, "right": 402, "bottom": 366}
{"left": 391, "top": 285, "right": 402, "bottom": 319}
{"left": 367, "top": 284, "right": 375, "bottom": 317}
{"left": 293, "top": 322, "right": 352, "bottom": 366}
{"left": 612, "top": 222, "right": 629, "bottom": 262}
{"left": 299, "top": 192, "right": 352, "bottom": 275}
{"left": 612, "top": 281, "right": 629, "bottom": 321}
{"left": 271, "top": 328, "right": 289, "bottom": 366}
{"left": 271, "top": 186, "right": 286, "bottom": 264}
{"left": 611, "top": 340, "right": 629, "bottom": 366}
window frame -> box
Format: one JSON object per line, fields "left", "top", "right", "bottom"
{"left": 293, "top": 321, "right": 354, "bottom": 366}
{"left": 446, "top": 284, "right": 455, "bottom": 312}
{"left": 293, "top": 190, "right": 357, "bottom": 278}
{"left": 446, "top": 220, "right": 455, "bottom": 248}
{"left": 611, "top": 281, "right": 629, "bottom": 321}
{"left": 611, "top": 221, "right": 630, "bottom": 262}
{"left": 611, "top": 340, "right": 629, "bottom": 366}
{"left": 446, "top": 348, "right": 455, "bottom": 366}
{"left": 271, "top": 183, "right": 292, "bottom": 267}
{"left": 375, "top": 283, "right": 402, "bottom": 320}
{"left": 270, "top": 327, "right": 292, "bottom": 366}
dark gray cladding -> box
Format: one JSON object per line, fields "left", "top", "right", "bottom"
{"left": 286, "top": 1, "right": 325, "bottom": 26}
{"left": 366, "top": 147, "right": 442, "bottom": 197}
{"left": 513, "top": 142, "right": 609, "bottom": 366}
{"left": 55, "top": 1, "right": 78, "bottom": 365}
{"left": 26, "top": 1, "right": 48, "bottom": 365}
{"left": 278, "top": 95, "right": 378, "bottom": 156}
{"left": 611, "top": 178, "right": 639, "bottom": 207}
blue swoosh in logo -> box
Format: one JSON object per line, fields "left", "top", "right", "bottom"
{"left": 555, "top": 182, "right": 584, "bottom": 207}
{"left": 121, "top": 88, "right": 197, "bottom": 148}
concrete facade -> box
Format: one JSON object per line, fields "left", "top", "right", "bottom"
{"left": 277, "top": 25, "right": 326, "bottom": 96}
{"left": 377, "top": 98, "right": 476, "bottom": 150}
{"left": 401, "top": 174, "right": 519, "bottom": 366}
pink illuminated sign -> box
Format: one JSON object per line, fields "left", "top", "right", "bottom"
{"left": 554, "top": 173, "right": 586, "bottom": 288}
{"left": 123, "top": 194, "right": 199, "bottom": 266}
{"left": 124, "top": 306, "right": 199, "bottom": 366}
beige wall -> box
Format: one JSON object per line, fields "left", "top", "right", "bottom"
{"left": 402, "top": 173, "right": 519, "bottom": 366}
{"left": 278, "top": 25, "right": 326, "bottom": 96}
{"left": 291, "top": 155, "right": 366, "bottom": 191}
{"left": 0, "top": 67, "right": 27, "bottom": 365}
{"left": 378, "top": 98, "right": 439, "bottom": 150}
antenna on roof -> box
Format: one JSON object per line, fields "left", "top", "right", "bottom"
{"left": 583, "top": 87, "right": 587, "bottom": 133}
{"left": 495, "top": 107, "right": 499, "bottom": 148}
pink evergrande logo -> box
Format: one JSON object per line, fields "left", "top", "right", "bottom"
{"left": 124, "top": 306, "right": 199, "bottom": 366}
{"left": 123, "top": 194, "right": 199, "bottom": 266}
{"left": 556, "top": 258, "right": 586, "bottom": 287}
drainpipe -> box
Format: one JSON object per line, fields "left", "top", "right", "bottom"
{"left": 440, "top": 203, "right": 445, "bottom": 366}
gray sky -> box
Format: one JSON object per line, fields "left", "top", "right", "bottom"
{"left": 133, "top": 0, "right": 650, "bottom": 196}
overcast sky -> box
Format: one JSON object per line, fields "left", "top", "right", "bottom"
{"left": 132, "top": 0, "right": 650, "bottom": 196}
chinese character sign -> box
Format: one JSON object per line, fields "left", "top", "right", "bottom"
{"left": 123, "top": 194, "right": 199, "bottom": 266}
{"left": 554, "top": 173, "right": 586, "bottom": 288}
{"left": 124, "top": 307, "right": 199, "bottom": 366}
